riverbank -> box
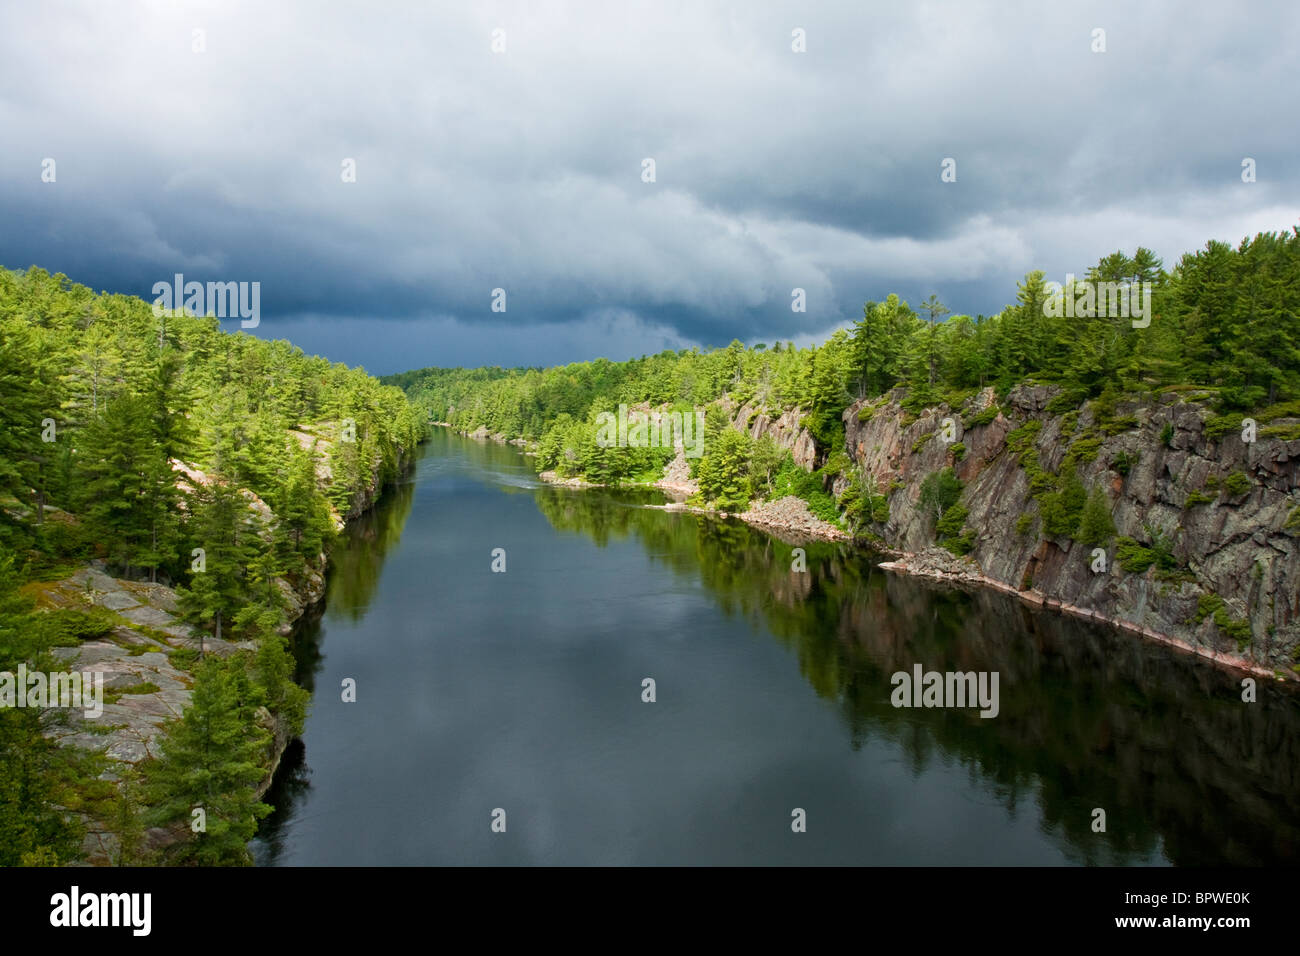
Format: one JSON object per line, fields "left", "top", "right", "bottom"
{"left": 255, "top": 425, "right": 1300, "bottom": 867}
{"left": 444, "top": 423, "right": 853, "bottom": 542}
{"left": 877, "top": 547, "right": 1281, "bottom": 680}
{"left": 536, "top": 467, "right": 851, "bottom": 541}
{"left": 464, "top": 424, "right": 1288, "bottom": 683}
{"left": 33, "top": 443, "right": 423, "bottom": 865}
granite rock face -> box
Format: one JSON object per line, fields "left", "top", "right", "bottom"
{"left": 842, "top": 385, "right": 1300, "bottom": 670}
{"left": 729, "top": 401, "right": 817, "bottom": 470}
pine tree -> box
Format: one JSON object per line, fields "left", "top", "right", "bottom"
{"left": 696, "top": 428, "right": 751, "bottom": 511}
{"left": 273, "top": 442, "right": 333, "bottom": 564}
{"left": 143, "top": 657, "right": 272, "bottom": 866}
{"left": 920, "top": 294, "right": 950, "bottom": 386}
{"left": 1077, "top": 486, "right": 1117, "bottom": 546}
{"left": 177, "top": 481, "right": 254, "bottom": 651}
{"left": 0, "top": 322, "right": 63, "bottom": 523}
{"left": 76, "top": 394, "right": 157, "bottom": 577}
{"left": 0, "top": 547, "right": 84, "bottom": 865}
{"left": 253, "top": 634, "right": 309, "bottom": 737}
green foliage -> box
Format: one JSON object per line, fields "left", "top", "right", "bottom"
{"left": 1159, "top": 422, "right": 1175, "bottom": 446}
{"left": 746, "top": 435, "right": 786, "bottom": 499}
{"left": 1256, "top": 399, "right": 1300, "bottom": 421}
{"left": 942, "top": 529, "right": 977, "bottom": 556}
{"left": 1006, "top": 421, "right": 1056, "bottom": 497}
{"left": 175, "top": 481, "right": 257, "bottom": 647}
{"left": 935, "top": 502, "right": 968, "bottom": 538}
{"left": 1015, "top": 512, "right": 1036, "bottom": 536}
{"left": 918, "top": 468, "right": 972, "bottom": 550}
{"left": 1062, "top": 435, "right": 1102, "bottom": 469}
{"left": 104, "top": 681, "right": 162, "bottom": 704}
{"left": 1006, "top": 420, "right": 1043, "bottom": 458}
{"left": 963, "top": 405, "right": 1000, "bottom": 429}
{"left": 390, "top": 229, "right": 1300, "bottom": 555}
{"left": 819, "top": 451, "right": 852, "bottom": 479}
{"left": 142, "top": 656, "right": 272, "bottom": 865}
{"left": 1221, "top": 471, "right": 1252, "bottom": 497}
{"left": 1260, "top": 421, "right": 1300, "bottom": 440}
{"left": 802, "top": 492, "right": 841, "bottom": 524}
{"left": 1076, "top": 486, "right": 1116, "bottom": 546}
{"left": 1038, "top": 470, "right": 1087, "bottom": 538}
{"left": 0, "top": 548, "right": 88, "bottom": 866}
{"left": 0, "top": 266, "right": 419, "bottom": 866}
{"left": 1116, "top": 524, "right": 1179, "bottom": 574}
{"left": 696, "top": 428, "right": 752, "bottom": 511}
{"left": 0, "top": 264, "right": 421, "bottom": 585}
{"left": 839, "top": 470, "right": 889, "bottom": 534}
{"left": 31, "top": 606, "right": 117, "bottom": 645}
{"left": 949, "top": 442, "right": 966, "bottom": 460}
{"left": 1099, "top": 416, "right": 1139, "bottom": 437}
{"left": 770, "top": 458, "right": 839, "bottom": 523}
{"left": 919, "top": 468, "right": 963, "bottom": 523}
{"left": 1192, "top": 593, "right": 1225, "bottom": 624}
{"left": 254, "top": 635, "right": 309, "bottom": 737}
{"left": 1204, "top": 415, "right": 1240, "bottom": 440}
{"left": 1192, "top": 593, "right": 1252, "bottom": 649}
{"left": 1111, "top": 450, "right": 1139, "bottom": 476}
{"left": 1046, "top": 389, "right": 1088, "bottom": 415}
{"left": 1087, "top": 392, "right": 1118, "bottom": 425}
{"left": 1184, "top": 490, "right": 1214, "bottom": 508}
{"left": 1116, "top": 537, "right": 1156, "bottom": 573}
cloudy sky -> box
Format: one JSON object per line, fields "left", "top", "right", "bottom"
{"left": 1, "top": 1, "right": 1295, "bottom": 375}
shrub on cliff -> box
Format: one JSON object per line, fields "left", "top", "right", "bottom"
{"left": 1077, "top": 486, "right": 1116, "bottom": 546}
{"left": 919, "top": 468, "right": 963, "bottom": 524}
{"left": 1038, "top": 471, "right": 1088, "bottom": 538}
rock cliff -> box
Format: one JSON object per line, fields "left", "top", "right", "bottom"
{"left": 842, "top": 384, "right": 1300, "bottom": 672}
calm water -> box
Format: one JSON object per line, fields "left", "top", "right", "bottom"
{"left": 251, "top": 429, "right": 1300, "bottom": 866}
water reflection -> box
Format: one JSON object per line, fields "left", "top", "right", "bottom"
{"left": 531, "top": 482, "right": 1300, "bottom": 865}
{"left": 255, "top": 431, "right": 1300, "bottom": 866}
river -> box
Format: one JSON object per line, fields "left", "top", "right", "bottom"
{"left": 251, "top": 429, "right": 1300, "bottom": 865}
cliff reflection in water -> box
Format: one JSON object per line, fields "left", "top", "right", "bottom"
{"left": 531, "top": 482, "right": 1300, "bottom": 866}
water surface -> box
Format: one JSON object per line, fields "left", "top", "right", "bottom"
{"left": 252, "top": 429, "right": 1300, "bottom": 865}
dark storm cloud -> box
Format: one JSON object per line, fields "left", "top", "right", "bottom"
{"left": 0, "top": 0, "right": 1295, "bottom": 373}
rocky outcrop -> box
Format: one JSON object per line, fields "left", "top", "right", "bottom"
{"left": 845, "top": 385, "right": 1300, "bottom": 673}
{"left": 538, "top": 470, "right": 601, "bottom": 489}
{"left": 728, "top": 401, "right": 817, "bottom": 470}
{"left": 656, "top": 446, "right": 696, "bottom": 493}
{"left": 36, "top": 425, "right": 417, "bottom": 863}
{"left": 740, "top": 495, "right": 850, "bottom": 543}
{"left": 171, "top": 457, "right": 329, "bottom": 632}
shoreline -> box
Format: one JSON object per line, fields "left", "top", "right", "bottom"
{"left": 453, "top": 424, "right": 1284, "bottom": 683}
{"left": 876, "top": 554, "right": 1284, "bottom": 681}
{"left": 535, "top": 467, "right": 853, "bottom": 541}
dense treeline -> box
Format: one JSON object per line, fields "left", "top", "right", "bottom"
{"left": 0, "top": 266, "right": 425, "bottom": 864}
{"left": 393, "top": 228, "right": 1300, "bottom": 515}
